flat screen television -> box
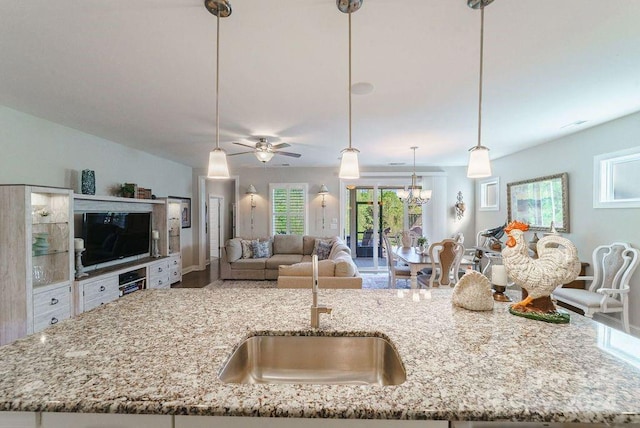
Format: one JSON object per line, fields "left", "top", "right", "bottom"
{"left": 82, "top": 212, "right": 151, "bottom": 267}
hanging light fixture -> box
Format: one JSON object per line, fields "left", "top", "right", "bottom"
{"left": 466, "top": 0, "right": 493, "bottom": 179}
{"left": 397, "top": 147, "right": 432, "bottom": 205}
{"left": 206, "top": 0, "right": 232, "bottom": 179}
{"left": 338, "top": 0, "right": 363, "bottom": 179}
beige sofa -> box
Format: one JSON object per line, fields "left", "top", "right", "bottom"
{"left": 220, "top": 235, "right": 361, "bottom": 288}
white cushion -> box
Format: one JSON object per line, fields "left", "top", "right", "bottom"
{"left": 552, "top": 288, "right": 622, "bottom": 309}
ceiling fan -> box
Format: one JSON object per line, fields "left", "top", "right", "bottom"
{"left": 228, "top": 137, "right": 302, "bottom": 163}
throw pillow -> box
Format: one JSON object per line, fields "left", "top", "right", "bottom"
{"left": 240, "top": 239, "right": 255, "bottom": 259}
{"left": 251, "top": 240, "right": 271, "bottom": 259}
{"left": 314, "top": 240, "right": 333, "bottom": 261}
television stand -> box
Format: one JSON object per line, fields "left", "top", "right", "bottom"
{"left": 74, "top": 257, "right": 171, "bottom": 315}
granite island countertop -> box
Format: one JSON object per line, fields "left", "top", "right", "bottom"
{"left": 1, "top": 288, "right": 640, "bottom": 424}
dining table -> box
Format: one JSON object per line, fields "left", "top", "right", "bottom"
{"left": 393, "top": 245, "right": 476, "bottom": 289}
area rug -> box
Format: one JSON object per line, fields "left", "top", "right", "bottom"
{"left": 204, "top": 273, "right": 411, "bottom": 290}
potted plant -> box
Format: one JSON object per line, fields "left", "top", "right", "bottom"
{"left": 416, "top": 236, "right": 428, "bottom": 254}
{"left": 120, "top": 183, "right": 136, "bottom": 198}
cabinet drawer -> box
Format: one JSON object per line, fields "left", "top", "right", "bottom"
{"left": 148, "top": 260, "right": 170, "bottom": 279}
{"left": 83, "top": 293, "right": 119, "bottom": 312}
{"left": 33, "top": 285, "right": 70, "bottom": 317}
{"left": 83, "top": 277, "right": 118, "bottom": 300}
{"left": 34, "top": 306, "right": 70, "bottom": 333}
{"left": 168, "top": 255, "right": 181, "bottom": 268}
{"left": 170, "top": 267, "right": 181, "bottom": 284}
{"left": 148, "top": 274, "right": 171, "bottom": 289}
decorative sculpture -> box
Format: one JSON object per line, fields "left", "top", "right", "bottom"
{"left": 452, "top": 270, "right": 494, "bottom": 311}
{"left": 501, "top": 221, "right": 581, "bottom": 323}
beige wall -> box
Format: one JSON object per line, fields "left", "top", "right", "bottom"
{"left": 476, "top": 110, "right": 640, "bottom": 334}
{"left": 0, "top": 106, "right": 196, "bottom": 268}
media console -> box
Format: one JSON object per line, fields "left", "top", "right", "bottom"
{"left": 74, "top": 256, "right": 176, "bottom": 315}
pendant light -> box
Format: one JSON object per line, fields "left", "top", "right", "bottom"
{"left": 466, "top": 0, "right": 493, "bottom": 179}
{"left": 206, "top": 0, "right": 232, "bottom": 179}
{"left": 397, "top": 147, "right": 432, "bottom": 205}
{"left": 338, "top": 0, "right": 363, "bottom": 180}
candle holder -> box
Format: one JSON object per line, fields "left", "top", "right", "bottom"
{"left": 491, "top": 265, "right": 511, "bottom": 302}
{"left": 152, "top": 237, "right": 160, "bottom": 258}
{"left": 492, "top": 283, "right": 512, "bottom": 302}
{"left": 75, "top": 249, "right": 88, "bottom": 279}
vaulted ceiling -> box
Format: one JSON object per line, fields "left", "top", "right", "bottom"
{"left": 1, "top": 0, "right": 639, "bottom": 170}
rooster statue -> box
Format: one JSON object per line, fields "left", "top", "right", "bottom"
{"left": 501, "top": 221, "right": 581, "bottom": 321}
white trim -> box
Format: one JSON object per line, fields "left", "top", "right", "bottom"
{"left": 198, "top": 175, "right": 239, "bottom": 271}
{"left": 478, "top": 177, "right": 500, "bottom": 211}
{"left": 594, "top": 147, "right": 640, "bottom": 208}
{"left": 359, "top": 171, "right": 447, "bottom": 177}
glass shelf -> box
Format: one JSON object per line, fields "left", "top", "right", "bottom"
{"left": 32, "top": 221, "right": 69, "bottom": 226}
{"left": 32, "top": 249, "right": 70, "bottom": 257}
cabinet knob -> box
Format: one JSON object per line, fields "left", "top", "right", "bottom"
{"left": 99, "top": 285, "right": 105, "bottom": 292}
{"left": 50, "top": 317, "right": 58, "bottom": 325}
{"left": 50, "top": 298, "right": 59, "bottom": 305}
{"left": 158, "top": 267, "right": 163, "bottom": 272}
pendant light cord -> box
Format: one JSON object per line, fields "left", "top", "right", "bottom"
{"left": 216, "top": 12, "right": 221, "bottom": 150}
{"left": 348, "top": 11, "right": 352, "bottom": 150}
{"left": 476, "top": 6, "right": 484, "bottom": 148}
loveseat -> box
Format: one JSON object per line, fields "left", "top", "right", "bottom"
{"left": 220, "top": 235, "right": 362, "bottom": 288}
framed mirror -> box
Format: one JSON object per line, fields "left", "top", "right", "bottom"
{"left": 506, "top": 172, "right": 569, "bottom": 232}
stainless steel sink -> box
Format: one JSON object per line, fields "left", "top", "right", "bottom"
{"left": 219, "top": 335, "right": 406, "bottom": 385}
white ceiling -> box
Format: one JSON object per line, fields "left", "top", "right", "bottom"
{"left": 2, "top": 0, "right": 640, "bottom": 170}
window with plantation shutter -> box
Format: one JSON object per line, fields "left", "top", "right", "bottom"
{"left": 270, "top": 183, "right": 308, "bottom": 235}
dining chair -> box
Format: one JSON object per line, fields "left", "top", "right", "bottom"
{"left": 426, "top": 238, "right": 465, "bottom": 287}
{"left": 552, "top": 242, "right": 639, "bottom": 333}
{"left": 382, "top": 233, "right": 411, "bottom": 288}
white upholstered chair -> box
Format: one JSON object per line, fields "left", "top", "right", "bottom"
{"left": 552, "top": 242, "right": 639, "bottom": 333}
{"left": 382, "top": 233, "right": 411, "bottom": 288}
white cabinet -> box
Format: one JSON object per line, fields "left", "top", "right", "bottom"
{"left": 40, "top": 412, "right": 172, "bottom": 428}
{"left": 0, "top": 185, "right": 73, "bottom": 345}
{"left": 0, "top": 412, "right": 38, "bottom": 428}
{"left": 32, "top": 283, "right": 71, "bottom": 333}
{"left": 148, "top": 259, "right": 171, "bottom": 289}
{"left": 76, "top": 275, "right": 119, "bottom": 313}
{"left": 175, "top": 417, "right": 449, "bottom": 428}
{"left": 169, "top": 253, "right": 182, "bottom": 284}
{"left": 159, "top": 197, "right": 182, "bottom": 284}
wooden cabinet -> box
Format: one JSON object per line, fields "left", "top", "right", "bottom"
{"left": 0, "top": 185, "right": 74, "bottom": 345}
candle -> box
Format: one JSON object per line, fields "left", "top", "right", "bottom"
{"left": 74, "top": 238, "right": 84, "bottom": 251}
{"left": 492, "top": 265, "right": 508, "bottom": 286}
{"left": 152, "top": 230, "right": 159, "bottom": 240}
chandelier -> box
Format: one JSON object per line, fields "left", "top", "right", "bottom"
{"left": 397, "top": 147, "right": 432, "bottom": 205}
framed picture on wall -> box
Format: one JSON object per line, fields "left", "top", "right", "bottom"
{"left": 170, "top": 196, "right": 191, "bottom": 228}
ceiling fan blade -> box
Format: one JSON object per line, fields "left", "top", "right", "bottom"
{"left": 227, "top": 151, "right": 254, "bottom": 156}
{"left": 275, "top": 151, "right": 302, "bottom": 158}
{"left": 271, "top": 142, "right": 291, "bottom": 149}
{"left": 232, "top": 142, "right": 257, "bottom": 149}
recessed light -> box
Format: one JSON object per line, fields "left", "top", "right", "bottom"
{"left": 560, "top": 120, "right": 588, "bottom": 129}
{"left": 389, "top": 162, "right": 406, "bottom": 166}
{"left": 351, "top": 82, "right": 374, "bottom": 95}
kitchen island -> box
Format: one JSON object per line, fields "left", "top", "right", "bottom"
{"left": 1, "top": 288, "right": 639, "bottom": 427}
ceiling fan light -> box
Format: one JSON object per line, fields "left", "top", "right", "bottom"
{"left": 208, "top": 148, "right": 230, "bottom": 179}
{"left": 467, "top": 145, "right": 492, "bottom": 178}
{"left": 255, "top": 150, "right": 275, "bottom": 163}
{"left": 339, "top": 148, "right": 360, "bottom": 179}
